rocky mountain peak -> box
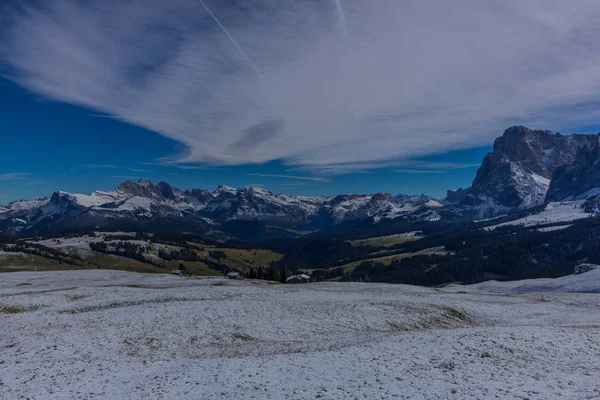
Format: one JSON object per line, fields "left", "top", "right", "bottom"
{"left": 453, "top": 126, "right": 599, "bottom": 219}
{"left": 117, "top": 179, "right": 156, "bottom": 198}
{"left": 370, "top": 192, "right": 394, "bottom": 203}
{"left": 187, "top": 188, "right": 214, "bottom": 203}
{"left": 215, "top": 185, "right": 236, "bottom": 194}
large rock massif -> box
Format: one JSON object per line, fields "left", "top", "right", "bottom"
{"left": 447, "top": 126, "right": 598, "bottom": 219}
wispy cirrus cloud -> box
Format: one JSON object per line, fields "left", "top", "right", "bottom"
{"left": 0, "top": 172, "right": 32, "bottom": 180}
{"left": 395, "top": 162, "right": 480, "bottom": 174}
{"left": 246, "top": 173, "right": 330, "bottom": 182}
{"left": 413, "top": 163, "right": 481, "bottom": 170}
{"left": 141, "top": 162, "right": 223, "bottom": 171}
{"left": 4, "top": 1, "right": 600, "bottom": 173}
{"left": 278, "top": 182, "right": 310, "bottom": 187}
{"left": 82, "top": 164, "right": 117, "bottom": 169}
{"left": 395, "top": 169, "right": 444, "bottom": 174}
{"left": 112, "top": 175, "right": 148, "bottom": 180}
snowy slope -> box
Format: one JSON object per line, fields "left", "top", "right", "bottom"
{"left": 1, "top": 198, "right": 49, "bottom": 212}
{"left": 445, "top": 268, "right": 600, "bottom": 293}
{"left": 1, "top": 270, "right": 600, "bottom": 399}
{"left": 483, "top": 200, "right": 593, "bottom": 230}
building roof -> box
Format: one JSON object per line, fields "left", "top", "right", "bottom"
{"left": 286, "top": 274, "right": 311, "bottom": 281}
{"left": 227, "top": 272, "right": 240, "bottom": 277}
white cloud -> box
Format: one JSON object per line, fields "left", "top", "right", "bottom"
{"left": 82, "top": 164, "right": 116, "bottom": 169}
{"left": 246, "top": 173, "right": 330, "bottom": 182}
{"left": 112, "top": 175, "right": 145, "bottom": 180}
{"left": 394, "top": 169, "right": 444, "bottom": 174}
{"left": 4, "top": 1, "right": 600, "bottom": 172}
{"left": 413, "top": 163, "right": 481, "bottom": 170}
{"left": 394, "top": 162, "right": 481, "bottom": 173}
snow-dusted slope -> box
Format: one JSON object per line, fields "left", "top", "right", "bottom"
{"left": 0, "top": 198, "right": 50, "bottom": 213}
{"left": 483, "top": 200, "right": 596, "bottom": 230}
{"left": 201, "top": 186, "right": 329, "bottom": 222}
{"left": 2, "top": 270, "right": 600, "bottom": 399}
{"left": 445, "top": 267, "right": 600, "bottom": 293}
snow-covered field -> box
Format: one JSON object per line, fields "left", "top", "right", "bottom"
{"left": 2, "top": 271, "right": 600, "bottom": 399}
{"left": 446, "top": 268, "right": 600, "bottom": 294}
{"left": 484, "top": 200, "right": 592, "bottom": 230}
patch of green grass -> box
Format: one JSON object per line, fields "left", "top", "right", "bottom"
{"left": 86, "top": 252, "right": 165, "bottom": 273}
{"left": 65, "top": 294, "right": 89, "bottom": 301}
{"left": 442, "top": 306, "right": 468, "bottom": 321}
{"left": 162, "top": 260, "right": 222, "bottom": 276}
{"left": 60, "top": 297, "right": 200, "bottom": 314}
{"left": 0, "top": 253, "right": 85, "bottom": 272}
{"left": 481, "top": 352, "right": 492, "bottom": 358}
{"left": 336, "top": 246, "right": 448, "bottom": 273}
{"left": 347, "top": 232, "right": 421, "bottom": 248}
{"left": 0, "top": 304, "right": 43, "bottom": 314}
{"left": 202, "top": 248, "right": 284, "bottom": 273}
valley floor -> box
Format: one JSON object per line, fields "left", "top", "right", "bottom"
{"left": 1, "top": 270, "right": 600, "bottom": 399}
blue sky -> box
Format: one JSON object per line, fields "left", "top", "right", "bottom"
{"left": 0, "top": 77, "right": 488, "bottom": 201}
{"left": 3, "top": 0, "right": 600, "bottom": 203}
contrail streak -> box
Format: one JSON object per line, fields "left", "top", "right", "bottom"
{"left": 195, "top": 0, "right": 265, "bottom": 80}
{"left": 333, "top": 0, "right": 349, "bottom": 43}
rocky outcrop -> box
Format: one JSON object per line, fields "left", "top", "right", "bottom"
{"left": 451, "top": 126, "right": 597, "bottom": 219}
{"left": 546, "top": 135, "right": 600, "bottom": 201}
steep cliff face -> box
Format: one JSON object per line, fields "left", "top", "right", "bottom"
{"left": 451, "top": 126, "right": 597, "bottom": 219}
{"left": 546, "top": 135, "right": 600, "bottom": 202}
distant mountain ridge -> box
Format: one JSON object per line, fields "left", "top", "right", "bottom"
{"left": 0, "top": 179, "right": 441, "bottom": 236}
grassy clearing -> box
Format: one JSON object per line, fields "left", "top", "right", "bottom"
{"left": 213, "top": 248, "right": 283, "bottom": 267}
{"left": 192, "top": 247, "right": 283, "bottom": 274}
{"left": 347, "top": 232, "right": 421, "bottom": 248}
{"left": 337, "top": 246, "right": 448, "bottom": 273}
{"left": 161, "top": 260, "right": 222, "bottom": 276}
{"left": 0, "top": 253, "right": 84, "bottom": 272}
{"left": 0, "top": 242, "right": 283, "bottom": 277}
{"left": 85, "top": 252, "right": 166, "bottom": 273}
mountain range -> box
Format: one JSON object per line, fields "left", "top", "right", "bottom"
{"left": 2, "top": 125, "right": 600, "bottom": 239}
{"left": 0, "top": 178, "right": 442, "bottom": 237}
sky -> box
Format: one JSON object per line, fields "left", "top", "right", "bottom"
{"left": 2, "top": 0, "right": 600, "bottom": 202}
